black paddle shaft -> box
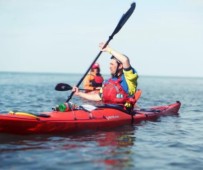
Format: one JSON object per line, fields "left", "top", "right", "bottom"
{"left": 66, "top": 2, "right": 136, "bottom": 102}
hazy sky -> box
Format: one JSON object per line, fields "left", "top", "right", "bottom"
{"left": 0, "top": 0, "right": 203, "bottom": 77}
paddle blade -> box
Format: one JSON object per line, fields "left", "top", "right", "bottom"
{"left": 55, "top": 83, "right": 72, "bottom": 91}
{"left": 112, "top": 2, "right": 136, "bottom": 36}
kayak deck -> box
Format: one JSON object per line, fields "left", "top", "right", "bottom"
{"left": 0, "top": 101, "right": 181, "bottom": 135}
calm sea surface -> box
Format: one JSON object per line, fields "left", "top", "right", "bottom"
{"left": 0, "top": 72, "right": 203, "bottom": 170}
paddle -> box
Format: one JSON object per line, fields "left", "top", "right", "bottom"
{"left": 55, "top": 83, "right": 86, "bottom": 91}
{"left": 66, "top": 2, "right": 136, "bottom": 102}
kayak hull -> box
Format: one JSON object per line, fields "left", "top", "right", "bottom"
{"left": 0, "top": 101, "right": 181, "bottom": 135}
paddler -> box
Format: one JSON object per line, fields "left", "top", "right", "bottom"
{"left": 72, "top": 42, "right": 139, "bottom": 111}
{"left": 83, "top": 63, "right": 104, "bottom": 92}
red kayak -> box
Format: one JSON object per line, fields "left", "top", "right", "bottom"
{"left": 0, "top": 101, "right": 181, "bottom": 135}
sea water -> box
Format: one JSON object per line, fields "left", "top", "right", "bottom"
{"left": 0, "top": 72, "right": 203, "bottom": 170}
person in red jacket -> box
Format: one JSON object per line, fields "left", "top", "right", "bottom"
{"left": 83, "top": 63, "right": 104, "bottom": 92}
{"left": 72, "top": 42, "right": 139, "bottom": 110}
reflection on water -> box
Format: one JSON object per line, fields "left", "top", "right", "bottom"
{"left": 0, "top": 125, "right": 137, "bottom": 169}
